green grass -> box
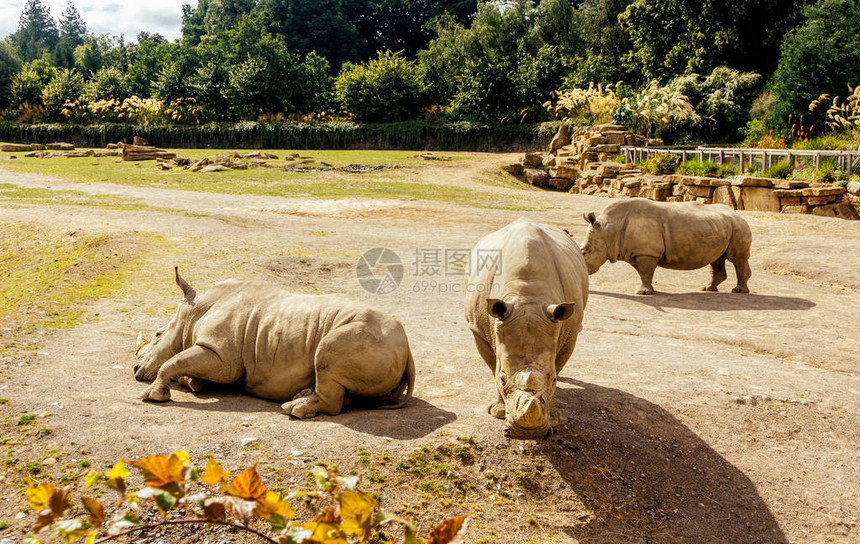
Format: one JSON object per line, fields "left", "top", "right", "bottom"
{"left": 0, "top": 149, "right": 537, "bottom": 210}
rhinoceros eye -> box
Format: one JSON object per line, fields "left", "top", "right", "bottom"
{"left": 498, "top": 372, "right": 507, "bottom": 386}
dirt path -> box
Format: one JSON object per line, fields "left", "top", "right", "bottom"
{"left": 0, "top": 160, "right": 858, "bottom": 543}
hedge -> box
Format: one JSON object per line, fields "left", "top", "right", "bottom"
{"left": 0, "top": 121, "right": 559, "bottom": 151}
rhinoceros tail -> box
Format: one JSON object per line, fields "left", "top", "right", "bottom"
{"left": 376, "top": 350, "right": 415, "bottom": 409}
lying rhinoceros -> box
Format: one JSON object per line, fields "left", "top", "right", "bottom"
{"left": 465, "top": 219, "right": 589, "bottom": 439}
{"left": 134, "top": 268, "right": 415, "bottom": 418}
{"left": 580, "top": 198, "right": 752, "bottom": 295}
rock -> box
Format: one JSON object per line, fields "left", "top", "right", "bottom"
{"left": 157, "top": 161, "right": 171, "bottom": 171}
{"left": 737, "top": 186, "right": 780, "bottom": 213}
{"left": 583, "top": 185, "right": 600, "bottom": 196}
{"left": 549, "top": 165, "right": 579, "bottom": 179}
{"left": 595, "top": 144, "right": 621, "bottom": 154}
{"left": 106, "top": 143, "right": 118, "bottom": 149}
{"left": 542, "top": 155, "right": 556, "bottom": 167}
{"left": 522, "top": 152, "right": 544, "bottom": 167}
{"left": 812, "top": 201, "right": 859, "bottom": 220}
{"left": 173, "top": 157, "right": 191, "bottom": 167}
{"left": 781, "top": 205, "right": 811, "bottom": 214}
{"left": 645, "top": 138, "right": 664, "bottom": 147}
{"left": 502, "top": 163, "right": 524, "bottom": 175}
{"left": 801, "top": 186, "right": 846, "bottom": 197}
{"left": 524, "top": 168, "right": 549, "bottom": 187}
{"left": 847, "top": 181, "right": 860, "bottom": 196}
{"left": 665, "top": 174, "right": 730, "bottom": 188}
{"left": 596, "top": 163, "right": 622, "bottom": 178}
{"left": 188, "top": 158, "right": 210, "bottom": 171}
{"left": 200, "top": 164, "right": 229, "bottom": 173}
{"left": 45, "top": 142, "right": 75, "bottom": 151}
{"left": 779, "top": 195, "right": 802, "bottom": 207}
{"left": 712, "top": 186, "right": 737, "bottom": 208}
{"left": 772, "top": 179, "right": 808, "bottom": 189}
{"left": 263, "top": 152, "right": 279, "bottom": 160}
{"left": 804, "top": 195, "right": 839, "bottom": 206}
{"left": 605, "top": 133, "right": 626, "bottom": 145}
{"left": 547, "top": 178, "right": 575, "bottom": 191}
{"left": 243, "top": 151, "right": 262, "bottom": 158}
{"left": 586, "top": 135, "right": 607, "bottom": 145}
{"left": 241, "top": 437, "right": 259, "bottom": 447}
{"left": 133, "top": 135, "right": 150, "bottom": 146}
{"left": 732, "top": 176, "right": 774, "bottom": 188}
{"left": 63, "top": 150, "right": 95, "bottom": 158}
{"left": 548, "top": 125, "right": 572, "bottom": 154}
{"left": 595, "top": 124, "right": 626, "bottom": 132}
{"left": 122, "top": 144, "right": 176, "bottom": 161}
{"left": 2, "top": 143, "right": 45, "bottom": 152}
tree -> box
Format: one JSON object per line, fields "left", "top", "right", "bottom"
{"left": 12, "top": 0, "right": 60, "bottom": 62}
{"left": 181, "top": 0, "right": 211, "bottom": 45}
{"left": 0, "top": 40, "right": 23, "bottom": 108}
{"left": 203, "top": 0, "right": 255, "bottom": 35}
{"left": 619, "top": 0, "right": 814, "bottom": 82}
{"left": 335, "top": 50, "right": 425, "bottom": 122}
{"left": 770, "top": 0, "right": 860, "bottom": 131}
{"left": 86, "top": 66, "right": 131, "bottom": 101}
{"left": 59, "top": 1, "right": 87, "bottom": 47}
{"left": 10, "top": 68, "right": 44, "bottom": 107}
{"left": 41, "top": 67, "right": 85, "bottom": 119}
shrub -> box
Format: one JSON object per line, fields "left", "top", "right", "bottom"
{"left": 544, "top": 82, "right": 619, "bottom": 126}
{"left": 764, "top": 160, "right": 793, "bottom": 179}
{"left": 86, "top": 66, "right": 131, "bottom": 102}
{"left": 717, "top": 163, "right": 739, "bottom": 178}
{"left": 10, "top": 69, "right": 43, "bottom": 106}
{"left": 676, "top": 159, "right": 718, "bottom": 177}
{"left": 641, "top": 153, "right": 680, "bottom": 175}
{"left": 41, "top": 68, "right": 85, "bottom": 120}
{"left": 335, "top": 51, "right": 424, "bottom": 123}
{"left": 615, "top": 80, "right": 697, "bottom": 138}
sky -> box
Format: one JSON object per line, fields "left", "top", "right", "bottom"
{"left": 0, "top": 0, "right": 186, "bottom": 42}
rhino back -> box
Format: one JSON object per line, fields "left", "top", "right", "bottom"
{"left": 605, "top": 199, "right": 742, "bottom": 269}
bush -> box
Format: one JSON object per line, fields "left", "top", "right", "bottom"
{"left": 764, "top": 160, "right": 793, "bottom": 179}
{"left": 335, "top": 51, "right": 424, "bottom": 123}
{"left": 10, "top": 69, "right": 44, "bottom": 106}
{"left": 41, "top": 68, "right": 85, "bottom": 120}
{"left": 717, "top": 163, "right": 739, "bottom": 178}
{"left": 615, "top": 81, "right": 697, "bottom": 138}
{"left": 676, "top": 159, "right": 718, "bottom": 177}
{"left": 86, "top": 66, "right": 131, "bottom": 102}
{"left": 641, "top": 153, "right": 680, "bottom": 175}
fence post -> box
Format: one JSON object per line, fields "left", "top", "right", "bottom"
{"left": 740, "top": 152, "right": 746, "bottom": 173}
{"left": 814, "top": 152, "right": 820, "bottom": 170}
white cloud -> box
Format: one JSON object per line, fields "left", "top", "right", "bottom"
{"left": 0, "top": 0, "right": 185, "bottom": 42}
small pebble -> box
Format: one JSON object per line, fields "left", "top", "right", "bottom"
{"left": 241, "top": 437, "right": 259, "bottom": 447}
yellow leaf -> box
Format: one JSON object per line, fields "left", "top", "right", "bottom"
{"left": 339, "top": 491, "right": 376, "bottom": 541}
{"left": 84, "top": 531, "right": 96, "bottom": 544}
{"left": 84, "top": 471, "right": 101, "bottom": 489}
{"left": 26, "top": 478, "right": 54, "bottom": 511}
{"left": 254, "top": 491, "right": 295, "bottom": 519}
{"left": 302, "top": 520, "right": 346, "bottom": 544}
{"left": 107, "top": 459, "right": 128, "bottom": 480}
{"left": 132, "top": 454, "right": 185, "bottom": 489}
{"left": 201, "top": 458, "right": 229, "bottom": 486}
{"left": 171, "top": 450, "right": 191, "bottom": 467}
{"left": 224, "top": 465, "right": 267, "bottom": 501}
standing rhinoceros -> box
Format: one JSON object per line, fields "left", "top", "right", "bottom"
{"left": 465, "top": 219, "right": 589, "bottom": 439}
{"left": 134, "top": 268, "right": 415, "bottom": 418}
{"left": 580, "top": 198, "right": 752, "bottom": 295}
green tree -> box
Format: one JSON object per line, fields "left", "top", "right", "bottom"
{"left": 127, "top": 38, "right": 177, "bottom": 97}
{"left": 770, "top": 0, "right": 860, "bottom": 131}
{"left": 10, "top": 69, "right": 44, "bottom": 106}
{"left": 12, "top": 0, "right": 60, "bottom": 62}
{"left": 86, "top": 66, "right": 131, "bottom": 101}
{"left": 620, "top": 0, "right": 813, "bottom": 82}
{"left": 204, "top": 0, "right": 255, "bottom": 35}
{"left": 52, "top": 3, "right": 87, "bottom": 69}
{"left": 181, "top": 0, "right": 211, "bottom": 45}
{"left": 41, "top": 67, "right": 84, "bottom": 119}
{"left": 335, "top": 50, "right": 424, "bottom": 122}
{"left": 0, "top": 39, "right": 23, "bottom": 108}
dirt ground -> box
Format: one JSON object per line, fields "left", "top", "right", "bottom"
{"left": 0, "top": 155, "right": 858, "bottom": 544}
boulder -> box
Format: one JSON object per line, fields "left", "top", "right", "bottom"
{"left": 548, "top": 125, "right": 572, "bottom": 154}
{"left": 502, "top": 163, "right": 524, "bottom": 175}
{"left": 801, "top": 186, "right": 846, "bottom": 197}
{"left": 811, "top": 202, "right": 859, "bottom": 220}
{"left": 712, "top": 186, "right": 737, "bottom": 208}
{"left": 549, "top": 165, "right": 579, "bottom": 180}
{"left": 133, "top": 136, "right": 150, "bottom": 146}
{"left": 847, "top": 181, "right": 860, "bottom": 196}
{"left": 200, "top": 164, "right": 229, "bottom": 173}
{"left": 732, "top": 176, "right": 774, "bottom": 188}
{"left": 781, "top": 205, "right": 811, "bottom": 214}
{"left": 45, "top": 142, "right": 75, "bottom": 151}
{"left": 547, "top": 178, "right": 575, "bottom": 191}
{"left": 2, "top": 143, "right": 45, "bottom": 152}
{"left": 738, "top": 186, "right": 780, "bottom": 212}
{"left": 524, "top": 168, "right": 549, "bottom": 187}
{"left": 605, "top": 133, "right": 626, "bottom": 145}
{"left": 523, "top": 152, "right": 544, "bottom": 167}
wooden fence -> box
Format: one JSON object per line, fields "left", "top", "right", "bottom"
{"left": 622, "top": 146, "right": 860, "bottom": 176}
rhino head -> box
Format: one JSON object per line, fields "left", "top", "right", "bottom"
{"left": 486, "top": 297, "right": 576, "bottom": 439}
{"left": 580, "top": 212, "right": 611, "bottom": 274}
{"left": 134, "top": 267, "right": 197, "bottom": 382}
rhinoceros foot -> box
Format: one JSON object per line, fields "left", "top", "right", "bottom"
{"left": 282, "top": 396, "right": 323, "bottom": 419}
{"left": 636, "top": 286, "right": 654, "bottom": 295}
{"left": 488, "top": 400, "right": 505, "bottom": 419}
{"left": 732, "top": 285, "right": 750, "bottom": 294}
{"left": 140, "top": 380, "right": 171, "bottom": 402}
{"left": 702, "top": 285, "right": 719, "bottom": 292}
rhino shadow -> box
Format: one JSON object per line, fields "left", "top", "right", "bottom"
{"left": 590, "top": 289, "right": 815, "bottom": 312}
{"left": 164, "top": 383, "right": 455, "bottom": 440}
{"left": 541, "top": 378, "right": 788, "bottom": 544}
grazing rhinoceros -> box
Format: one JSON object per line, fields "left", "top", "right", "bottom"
{"left": 465, "top": 219, "right": 589, "bottom": 439}
{"left": 580, "top": 198, "right": 752, "bottom": 295}
{"left": 134, "top": 268, "right": 415, "bottom": 418}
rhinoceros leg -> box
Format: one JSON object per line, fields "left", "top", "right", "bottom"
{"left": 470, "top": 331, "right": 505, "bottom": 418}
{"left": 633, "top": 256, "right": 658, "bottom": 295}
{"left": 703, "top": 255, "right": 728, "bottom": 292}
{"left": 730, "top": 257, "right": 751, "bottom": 293}
{"left": 140, "top": 345, "right": 232, "bottom": 402}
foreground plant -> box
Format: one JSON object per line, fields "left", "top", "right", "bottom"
{"left": 22, "top": 450, "right": 467, "bottom": 544}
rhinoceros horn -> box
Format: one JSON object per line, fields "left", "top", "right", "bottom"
{"left": 174, "top": 266, "right": 196, "bottom": 302}
{"left": 135, "top": 331, "right": 146, "bottom": 354}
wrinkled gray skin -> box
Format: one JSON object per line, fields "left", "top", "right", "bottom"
{"left": 465, "top": 219, "right": 589, "bottom": 439}
{"left": 580, "top": 198, "right": 752, "bottom": 295}
{"left": 134, "top": 269, "right": 415, "bottom": 418}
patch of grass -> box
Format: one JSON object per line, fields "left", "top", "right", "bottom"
{"left": 1, "top": 149, "right": 535, "bottom": 210}
{"left": 0, "top": 398, "right": 7, "bottom": 404}
{"left": 17, "top": 415, "right": 35, "bottom": 426}
{"left": 451, "top": 446, "right": 471, "bottom": 460}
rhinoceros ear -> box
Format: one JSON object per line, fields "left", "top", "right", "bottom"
{"left": 546, "top": 302, "right": 575, "bottom": 322}
{"left": 583, "top": 212, "right": 597, "bottom": 227}
{"left": 487, "top": 299, "right": 510, "bottom": 320}
{"left": 174, "top": 266, "right": 196, "bottom": 302}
